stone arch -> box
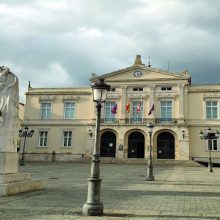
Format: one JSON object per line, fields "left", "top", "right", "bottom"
{"left": 100, "top": 129, "right": 117, "bottom": 157}
{"left": 124, "top": 129, "right": 146, "bottom": 158}
{"left": 156, "top": 130, "right": 176, "bottom": 159}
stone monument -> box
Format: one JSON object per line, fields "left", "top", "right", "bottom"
{"left": 0, "top": 66, "right": 42, "bottom": 196}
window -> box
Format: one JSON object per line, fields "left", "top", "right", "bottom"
{"left": 208, "top": 139, "right": 218, "bottom": 151}
{"left": 133, "top": 88, "right": 143, "bottom": 91}
{"left": 206, "top": 101, "right": 218, "bottom": 119}
{"left": 104, "top": 101, "right": 116, "bottom": 122}
{"left": 39, "top": 131, "right": 48, "bottom": 147}
{"left": 64, "top": 102, "right": 75, "bottom": 119}
{"left": 161, "top": 86, "right": 172, "bottom": 91}
{"left": 41, "top": 103, "right": 52, "bottom": 119}
{"left": 132, "top": 101, "right": 143, "bottom": 122}
{"left": 110, "top": 88, "right": 116, "bottom": 92}
{"left": 160, "top": 101, "right": 172, "bottom": 121}
{"left": 63, "top": 131, "right": 72, "bottom": 147}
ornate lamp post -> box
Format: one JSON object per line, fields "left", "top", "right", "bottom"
{"left": 199, "top": 127, "right": 219, "bottom": 172}
{"left": 146, "top": 122, "right": 154, "bottom": 181}
{"left": 83, "top": 78, "right": 110, "bottom": 216}
{"left": 19, "top": 125, "right": 34, "bottom": 166}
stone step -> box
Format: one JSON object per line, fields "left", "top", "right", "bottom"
{"left": 0, "top": 179, "right": 42, "bottom": 196}
{"left": 0, "top": 172, "right": 42, "bottom": 196}
{"left": 70, "top": 157, "right": 203, "bottom": 167}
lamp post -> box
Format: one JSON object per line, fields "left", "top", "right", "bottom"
{"left": 199, "top": 127, "right": 219, "bottom": 172}
{"left": 83, "top": 78, "right": 110, "bottom": 216}
{"left": 146, "top": 122, "right": 154, "bottom": 181}
{"left": 19, "top": 125, "right": 34, "bottom": 166}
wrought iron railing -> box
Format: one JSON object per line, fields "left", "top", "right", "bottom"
{"left": 100, "top": 118, "right": 119, "bottom": 123}
{"left": 154, "top": 118, "right": 178, "bottom": 124}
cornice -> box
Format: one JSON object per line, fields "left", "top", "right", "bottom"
{"left": 27, "top": 91, "right": 91, "bottom": 96}
{"left": 128, "top": 93, "right": 149, "bottom": 99}
{"left": 90, "top": 65, "right": 190, "bottom": 82}
{"left": 155, "top": 92, "right": 179, "bottom": 100}
{"left": 202, "top": 92, "right": 220, "bottom": 99}
{"left": 62, "top": 95, "right": 79, "bottom": 102}
{"left": 107, "top": 93, "right": 121, "bottom": 99}
{"left": 38, "top": 96, "right": 56, "bottom": 102}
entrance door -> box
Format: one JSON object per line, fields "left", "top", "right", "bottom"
{"left": 128, "top": 132, "right": 145, "bottom": 158}
{"left": 157, "top": 132, "right": 175, "bottom": 159}
{"left": 100, "top": 131, "right": 116, "bottom": 157}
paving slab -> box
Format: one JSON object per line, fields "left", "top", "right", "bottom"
{"left": 0, "top": 162, "right": 220, "bottom": 220}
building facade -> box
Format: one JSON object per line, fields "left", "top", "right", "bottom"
{"left": 23, "top": 55, "right": 220, "bottom": 161}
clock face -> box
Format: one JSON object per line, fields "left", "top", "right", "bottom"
{"left": 134, "top": 70, "right": 142, "bottom": 78}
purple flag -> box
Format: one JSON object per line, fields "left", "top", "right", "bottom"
{"left": 148, "top": 104, "right": 154, "bottom": 115}
{"left": 111, "top": 104, "right": 117, "bottom": 114}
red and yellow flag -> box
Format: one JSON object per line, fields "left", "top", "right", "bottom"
{"left": 125, "top": 102, "right": 130, "bottom": 113}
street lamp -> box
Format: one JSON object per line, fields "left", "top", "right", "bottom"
{"left": 146, "top": 122, "right": 154, "bottom": 181}
{"left": 83, "top": 78, "right": 110, "bottom": 216}
{"left": 19, "top": 125, "right": 34, "bottom": 166}
{"left": 199, "top": 127, "right": 219, "bottom": 172}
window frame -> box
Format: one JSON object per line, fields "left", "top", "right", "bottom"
{"left": 40, "top": 102, "right": 52, "bottom": 119}
{"left": 160, "top": 100, "right": 173, "bottom": 121}
{"left": 161, "top": 86, "right": 172, "bottom": 91}
{"left": 133, "top": 87, "right": 143, "bottom": 92}
{"left": 206, "top": 100, "right": 218, "bottom": 120}
{"left": 64, "top": 102, "right": 76, "bottom": 119}
{"left": 207, "top": 139, "right": 219, "bottom": 151}
{"left": 131, "top": 100, "right": 143, "bottom": 122}
{"left": 63, "top": 131, "right": 72, "bottom": 147}
{"left": 38, "top": 130, "right": 48, "bottom": 147}
{"left": 104, "top": 101, "right": 116, "bottom": 122}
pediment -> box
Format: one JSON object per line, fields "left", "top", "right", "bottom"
{"left": 91, "top": 65, "right": 190, "bottom": 84}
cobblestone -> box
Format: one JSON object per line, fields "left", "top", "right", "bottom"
{"left": 0, "top": 162, "right": 220, "bottom": 219}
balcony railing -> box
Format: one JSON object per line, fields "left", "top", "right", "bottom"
{"left": 100, "top": 118, "right": 118, "bottom": 123}
{"left": 154, "top": 118, "right": 178, "bottom": 124}
{"left": 101, "top": 118, "right": 179, "bottom": 124}
{"left": 125, "top": 118, "right": 148, "bottom": 124}
{"left": 24, "top": 117, "right": 183, "bottom": 126}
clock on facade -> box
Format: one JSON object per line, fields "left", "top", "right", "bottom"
{"left": 133, "top": 70, "right": 142, "bottom": 78}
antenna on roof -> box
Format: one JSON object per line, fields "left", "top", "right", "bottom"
{"left": 148, "top": 56, "right": 151, "bottom": 67}
{"left": 28, "top": 81, "right": 31, "bottom": 89}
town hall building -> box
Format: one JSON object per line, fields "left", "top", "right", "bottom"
{"left": 23, "top": 55, "right": 220, "bottom": 162}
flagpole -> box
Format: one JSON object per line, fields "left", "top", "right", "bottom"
{"left": 129, "top": 100, "right": 131, "bottom": 123}
{"left": 141, "top": 97, "right": 143, "bottom": 123}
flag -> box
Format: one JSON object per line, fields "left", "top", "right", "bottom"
{"left": 111, "top": 103, "right": 117, "bottom": 114}
{"left": 148, "top": 103, "right": 154, "bottom": 115}
{"left": 125, "top": 102, "right": 130, "bottom": 113}
{"left": 136, "top": 102, "right": 141, "bottom": 112}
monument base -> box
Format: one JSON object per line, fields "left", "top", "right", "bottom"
{"left": 0, "top": 173, "right": 42, "bottom": 196}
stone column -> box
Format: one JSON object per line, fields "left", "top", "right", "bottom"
{"left": 119, "top": 86, "right": 127, "bottom": 123}
{"left": 0, "top": 66, "right": 42, "bottom": 196}
{"left": 178, "top": 127, "right": 189, "bottom": 160}
{"left": 178, "top": 84, "right": 184, "bottom": 122}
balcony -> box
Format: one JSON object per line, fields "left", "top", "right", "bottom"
{"left": 100, "top": 118, "right": 119, "bottom": 123}
{"left": 100, "top": 117, "right": 180, "bottom": 125}
{"left": 154, "top": 118, "right": 178, "bottom": 124}
{"left": 24, "top": 117, "right": 183, "bottom": 126}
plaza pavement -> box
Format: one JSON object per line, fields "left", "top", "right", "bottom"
{"left": 0, "top": 161, "right": 220, "bottom": 220}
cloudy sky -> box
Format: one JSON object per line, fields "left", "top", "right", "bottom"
{"left": 1, "top": 0, "right": 220, "bottom": 102}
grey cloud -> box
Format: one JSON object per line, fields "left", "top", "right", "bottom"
{"left": 0, "top": 0, "right": 220, "bottom": 102}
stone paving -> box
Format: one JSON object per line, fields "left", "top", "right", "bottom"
{"left": 0, "top": 162, "right": 220, "bottom": 220}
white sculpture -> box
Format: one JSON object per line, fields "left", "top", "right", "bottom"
{"left": 0, "top": 66, "right": 42, "bottom": 196}
{"left": 0, "top": 66, "right": 18, "bottom": 153}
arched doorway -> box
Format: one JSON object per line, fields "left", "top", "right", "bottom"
{"left": 157, "top": 132, "right": 175, "bottom": 159}
{"left": 128, "top": 132, "right": 145, "bottom": 158}
{"left": 100, "top": 131, "right": 116, "bottom": 157}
